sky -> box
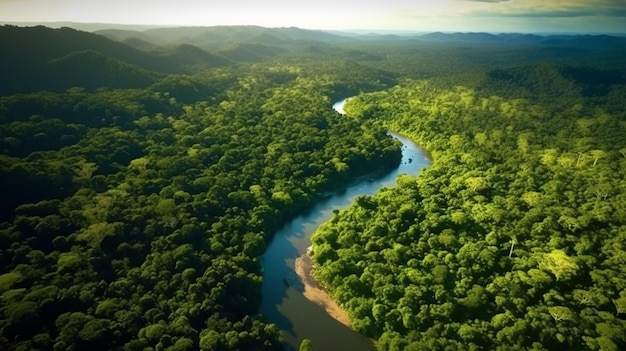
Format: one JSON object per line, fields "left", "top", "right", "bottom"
{"left": 1, "top": 0, "right": 625, "bottom": 33}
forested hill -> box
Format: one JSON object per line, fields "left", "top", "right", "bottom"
{"left": 0, "top": 25, "right": 239, "bottom": 94}
{"left": 477, "top": 63, "right": 626, "bottom": 100}
{"left": 0, "top": 25, "right": 165, "bottom": 94}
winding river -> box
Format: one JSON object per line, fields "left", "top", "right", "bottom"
{"left": 259, "top": 98, "right": 431, "bottom": 351}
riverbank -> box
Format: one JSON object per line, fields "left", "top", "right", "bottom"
{"left": 294, "top": 251, "right": 352, "bottom": 328}
{"left": 259, "top": 98, "right": 430, "bottom": 351}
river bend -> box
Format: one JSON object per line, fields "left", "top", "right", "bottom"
{"left": 259, "top": 98, "right": 431, "bottom": 351}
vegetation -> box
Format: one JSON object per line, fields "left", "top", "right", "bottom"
{"left": 1, "top": 24, "right": 625, "bottom": 350}
{"left": 0, "top": 27, "right": 402, "bottom": 350}
{"left": 311, "top": 64, "right": 626, "bottom": 350}
{"left": 299, "top": 338, "right": 314, "bottom": 351}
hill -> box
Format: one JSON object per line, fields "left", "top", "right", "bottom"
{"left": 45, "top": 50, "right": 160, "bottom": 91}
{"left": 478, "top": 63, "right": 626, "bottom": 99}
{"left": 417, "top": 31, "right": 626, "bottom": 48}
{"left": 96, "top": 25, "right": 354, "bottom": 50}
{"left": 0, "top": 25, "right": 249, "bottom": 94}
{"left": 152, "top": 44, "right": 232, "bottom": 70}
{"left": 0, "top": 25, "right": 174, "bottom": 93}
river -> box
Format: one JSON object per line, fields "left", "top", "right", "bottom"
{"left": 259, "top": 98, "right": 431, "bottom": 351}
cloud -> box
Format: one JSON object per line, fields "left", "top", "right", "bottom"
{"left": 462, "top": 0, "right": 626, "bottom": 18}
{"left": 1, "top": 0, "right": 624, "bottom": 32}
{"left": 463, "top": 0, "right": 511, "bottom": 3}
{"left": 499, "top": 9, "right": 626, "bottom": 18}
{"left": 388, "top": 0, "right": 626, "bottom": 32}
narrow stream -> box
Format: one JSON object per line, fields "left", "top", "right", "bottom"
{"left": 259, "top": 98, "right": 431, "bottom": 351}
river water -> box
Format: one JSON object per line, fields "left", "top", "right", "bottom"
{"left": 259, "top": 98, "right": 430, "bottom": 351}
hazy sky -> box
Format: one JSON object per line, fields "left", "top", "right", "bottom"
{"left": 1, "top": 0, "right": 625, "bottom": 33}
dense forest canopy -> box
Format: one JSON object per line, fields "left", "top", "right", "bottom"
{"left": 311, "top": 42, "right": 626, "bottom": 351}
{"left": 1, "top": 24, "right": 625, "bottom": 350}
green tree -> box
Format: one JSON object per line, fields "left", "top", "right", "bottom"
{"left": 539, "top": 250, "right": 579, "bottom": 281}
{"left": 299, "top": 338, "right": 314, "bottom": 351}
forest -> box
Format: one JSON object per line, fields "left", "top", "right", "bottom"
{"left": 311, "top": 44, "right": 626, "bottom": 350}
{"left": 1, "top": 24, "right": 625, "bottom": 350}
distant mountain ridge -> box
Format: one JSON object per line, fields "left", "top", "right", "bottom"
{"left": 0, "top": 21, "right": 176, "bottom": 31}
{"left": 0, "top": 24, "right": 358, "bottom": 94}
{"left": 95, "top": 25, "right": 355, "bottom": 50}
{"left": 417, "top": 31, "right": 626, "bottom": 47}
{"left": 419, "top": 31, "right": 543, "bottom": 42}
{"left": 2, "top": 23, "right": 625, "bottom": 95}
{"left": 0, "top": 24, "right": 372, "bottom": 94}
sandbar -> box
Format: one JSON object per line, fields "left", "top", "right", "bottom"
{"left": 294, "top": 252, "right": 352, "bottom": 328}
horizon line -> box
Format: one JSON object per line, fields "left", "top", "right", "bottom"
{"left": 1, "top": 20, "right": 625, "bottom": 36}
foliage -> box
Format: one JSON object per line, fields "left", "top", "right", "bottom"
{"left": 0, "top": 52, "right": 400, "bottom": 349}
{"left": 2, "top": 23, "right": 626, "bottom": 351}
{"left": 311, "top": 69, "right": 626, "bottom": 350}
{"left": 299, "top": 338, "right": 314, "bottom": 351}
